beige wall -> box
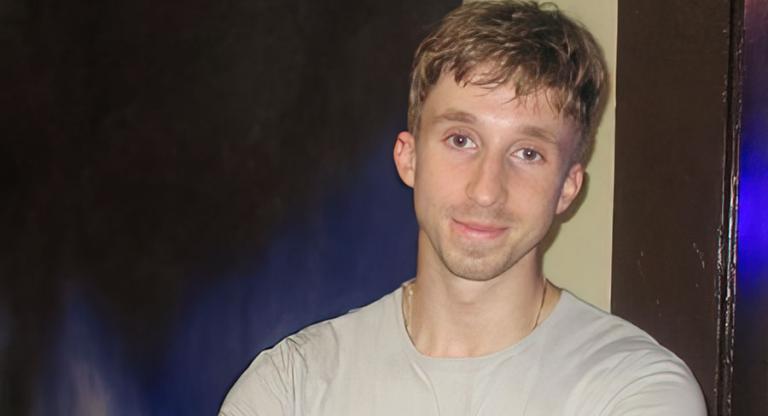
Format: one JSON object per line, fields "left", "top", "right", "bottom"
{"left": 466, "top": 0, "right": 617, "bottom": 310}
{"left": 541, "top": 0, "right": 616, "bottom": 311}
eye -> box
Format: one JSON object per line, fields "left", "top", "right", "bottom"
{"left": 447, "top": 134, "right": 477, "bottom": 149}
{"left": 513, "top": 148, "right": 543, "bottom": 162}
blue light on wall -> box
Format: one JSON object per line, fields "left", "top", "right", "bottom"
{"left": 158, "top": 136, "right": 419, "bottom": 415}
{"left": 733, "top": 0, "right": 768, "bottom": 412}
{"left": 736, "top": 0, "right": 768, "bottom": 295}
{"left": 38, "top": 136, "right": 418, "bottom": 415}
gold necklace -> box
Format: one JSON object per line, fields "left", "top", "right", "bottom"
{"left": 531, "top": 278, "right": 548, "bottom": 331}
{"left": 403, "top": 278, "right": 549, "bottom": 339}
{"left": 404, "top": 281, "right": 416, "bottom": 337}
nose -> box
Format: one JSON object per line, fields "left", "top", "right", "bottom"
{"left": 465, "top": 154, "right": 507, "bottom": 207}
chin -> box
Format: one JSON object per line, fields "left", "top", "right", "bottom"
{"left": 440, "top": 250, "right": 519, "bottom": 282}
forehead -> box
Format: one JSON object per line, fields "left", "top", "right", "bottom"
{"left": 421, "top": 72, "right": 577, "bottom": 136}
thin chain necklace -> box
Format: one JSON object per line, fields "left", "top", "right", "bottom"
{"left": 403, "top": 278, "right": 549, "bottom": 340}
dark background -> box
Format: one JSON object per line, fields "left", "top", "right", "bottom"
{"left": 0, "top": 0, "right": 458, "bottom": 414}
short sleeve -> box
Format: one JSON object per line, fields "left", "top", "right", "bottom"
{"left": 599, "top": 352, "right": 707, "bottom": 416}
{"left": 219, "top": 339, "right": 304, "bottom": 416}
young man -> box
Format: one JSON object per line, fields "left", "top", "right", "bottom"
{"left": 220, "top": 2, "right": 706, "bottom": 415}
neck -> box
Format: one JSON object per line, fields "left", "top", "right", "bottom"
{"left": 405, "top": 236, "right": 560, "bottom": 358}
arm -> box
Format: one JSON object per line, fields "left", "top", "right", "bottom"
{"left": 600, "top": 354, "right": 707, "bottom": 416}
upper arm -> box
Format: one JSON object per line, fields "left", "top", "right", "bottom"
{"left": 599, "top": 354, "right": 707, "bottom": 416}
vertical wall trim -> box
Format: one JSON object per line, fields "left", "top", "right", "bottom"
{"left": 715, "top": 0, "right": 744, "bottom": 413}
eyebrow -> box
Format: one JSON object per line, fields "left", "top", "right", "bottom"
{"left": 433, "top": 109, "right": 478, "bottom": 124}
{"left": 516, "top": 125, "right": 557, "bottom": 143}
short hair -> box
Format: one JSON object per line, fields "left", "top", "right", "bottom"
{"left": 408, "top": 0, "right": 607, "bottom": 163}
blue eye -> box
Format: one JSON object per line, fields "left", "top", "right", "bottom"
{"left": 448, "top": 134, "right": 477, "bottom": 149}
{"left": 513, "top": 148, "right": 543, "bottom": 162}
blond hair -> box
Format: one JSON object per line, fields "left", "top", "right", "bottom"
{"left": 408, "top": 1, "right": 606, "bottom": 162}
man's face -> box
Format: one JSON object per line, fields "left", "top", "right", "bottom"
{"left": 394, "top": 72, "right": 584, "bottom": 282}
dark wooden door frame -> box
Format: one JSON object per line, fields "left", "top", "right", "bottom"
{"left": 611, "top": 0, "right": 747, "bottom": 415}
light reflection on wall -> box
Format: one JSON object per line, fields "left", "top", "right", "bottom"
{"left": 35, "top": 286, "right": 147, "bottom": 416}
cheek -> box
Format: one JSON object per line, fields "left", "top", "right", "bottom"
{"left": 413, "top": 175, "right": 458, "bottom": 213}
{"left": 414, "top": 151, "right": 465, "bottom": 200}
{"left": 504, "top": 170, "right": 564, "bottom": 211}
{"left": 412, "top": 178, "right": 467, "bottom": 231}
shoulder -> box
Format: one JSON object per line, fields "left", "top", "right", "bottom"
{"left": 219, "top": 289, "right": 399, "bottom": 416}
{"left": 548, "top": 291, "right": 683, "bottom": 359}
{"left": 547, "top": 292, "right": 707, "bottom": 416}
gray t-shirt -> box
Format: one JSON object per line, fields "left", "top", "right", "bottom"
{"left": 220, "top": 288, "right": 706, "bottom": 416}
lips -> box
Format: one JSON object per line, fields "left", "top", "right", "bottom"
{"left": 452, "top": 219, "right": 508, "bottom": 240}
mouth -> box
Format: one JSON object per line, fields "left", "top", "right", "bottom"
{"left": 451, "top": 219, "right": 508, "bottom": 240}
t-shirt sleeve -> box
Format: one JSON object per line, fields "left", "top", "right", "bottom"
{"left": 218, "top": 339, "right": 304, "bottom": 416}
{"left": 599, "top": 352, "right": 707, "bottom": 416}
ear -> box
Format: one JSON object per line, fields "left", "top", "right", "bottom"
{"left": 393, "top": 131, "right": 417, "bottom": 188}
{"left": 555, "top": 163, "right": 584, "bottom": 215}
